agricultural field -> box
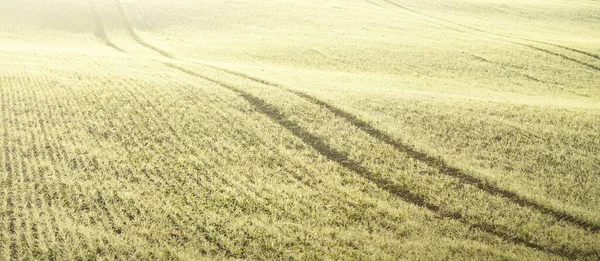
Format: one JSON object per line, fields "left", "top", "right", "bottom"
{"left": 1, "top": 0, "right": 600, "bottom": 260}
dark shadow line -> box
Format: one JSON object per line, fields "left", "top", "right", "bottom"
{"left": 530, "top": 40, "right": 600, "bottom": 61}
{"left": 366, "top": 0, "right": 386, "bottom": 9}
{"left": 100, "top": 0, "right": 598, "bottom": 251}
{"left": 162, "top": 62, "right": 584, "bottom": 259}
{"left": 467, "top": 53, "right": 546, "bottom": 83}
{"left": 380, "top": 0, "right": 600, "bottom": 71}
{"left": 510, "top": 41, "right": 600, "bottom": 72}
{"left": 292, "top": 91, "right": 600, "bottom": 235}
{"left": 191, "top": 61, "right": 600, "bottom": 234}
{"left": 113, "top": 0, "right": 174, "bottom": 59}
{"left": 87, "top": 0, "right": 127, "bottom": 53}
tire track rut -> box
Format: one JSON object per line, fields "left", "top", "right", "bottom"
{"left": 87, "top": 0, "right": 126, "bottom": 53}
{"left": 162, "top": 62, "right": 582, "bottom": 258}
{"left": 264, "top": 73, "right": 600, "bottom": 233}
{"left": 92, "top": 1, "right": 599, "bottom": 257}
{"left": 374, "top": 0, "right": 600, "bottom": 72}
{"left": 467, "top": 53, "right": 590, "bottom": 97}
{"left": 112, "top": 0, "right": 174, "bottom": 58}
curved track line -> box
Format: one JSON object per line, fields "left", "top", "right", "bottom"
{"left": 370, "top": 0, "right": 596, "bottom": 93}
{"left": 162, "top": 62, "right": 590, "bottom": 259}
{"left": 113, "top": 0, "right": 174, "bottom": 58}
{"left": 378, "top": 0, "right": 600, "bottom": 72}
{"left": 294, "top": 91, "right": 600, "bottom": 234}
{"left": 185, "top": 60, "right": 600, "bottom": 234}
{"left": 365, "top": 0, "right": 386, "bottom": 9}
{"left": 529, "top": 40, "right": 600, "bottom": 61}
{"left": 101, "top": 0, "right": 598, "bottom": 255}
{"left": 87, "top": 0, "right": 126, "bottom": 53}
{"left": 510, "top": 41, "right": 600, "bottom": 71}
{"left": 466, "top": 53, "right": 591, "bottom": 97}
{"left": 379, "top": 0, "right": 600, "bottom": 61}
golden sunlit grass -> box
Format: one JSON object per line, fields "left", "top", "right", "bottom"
{"left": 0, "top": 0, "right": 599, "bottom": 260}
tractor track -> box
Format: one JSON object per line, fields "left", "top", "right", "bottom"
{"left": 379, "top": 0, "right": 600, "bottom": 61}
{"left": 174, "top": 56, "right": 600, "bottom": 234}
{"left": 113, "top": 0, "right": 174, "bottom": 59}
{"left": 467, "top": 53, "right": 546, "bottom": 84}
{"left": 372, "top": 0, "right": 600, "bottom": 72}
{"left": 466, "top": 53, "right": 590, "bottom": 97}
{"left": 83, "top": 1, "right": 600, "bottom": 258}
{"left": 163, "top": 62, "right": 594, "bottom": 259}
{"left": 87, "top": 0, "right": 126, "bottom": 53}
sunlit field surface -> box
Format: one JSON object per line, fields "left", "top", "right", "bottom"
{"left": 1, "top": 0, "right": 599, "bottom": 260}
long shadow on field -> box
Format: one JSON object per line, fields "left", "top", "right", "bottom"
{"left": 161, "top": 62, "right": 587, "bottom": 259}
{"left": 373, "top": 0, "right": 600, "bottom": 72}
{"left": 87, "top": 0, "right": 126, "bottom": 53}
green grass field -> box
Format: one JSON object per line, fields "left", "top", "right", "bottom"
{"left": 1, "top": 0, "right": 600, "bottom": 260}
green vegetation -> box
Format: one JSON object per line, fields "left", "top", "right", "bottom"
{"left": 1, "top": 0, "right": 599, "bottom": 260}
